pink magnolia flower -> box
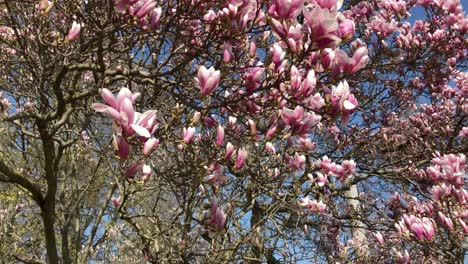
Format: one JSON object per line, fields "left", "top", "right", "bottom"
{"left": 299, "top": 70, "right": 316, "bottom": 98}
{"left": 228, "top": 116, "right": 237, "bottom": 128}
{"left": 303, "top": 7, "right": 341, "bottom": 49}
{"left": 396, "top": 249, "right": 410, "bottom": 264}
{"left": 183, "top": 127, "right": 196, "bottom": 144}
{"left": 321, "top": 48, "right": 335, "bottom": 70}
{"left": 131, "top": 110, "right": 158, "bottom": 138}
{"left": 402, "top": 214, "right": 435, "bottom": 240}
{"left": 270, "top": 18, "right": 288, "bottom": 39}
{"left": 271, "top": 43, "right": 286, "bottom": 70}
{"left": 265, "top": 122, "right": 277, "bottom": 139}
{"left": 203, "top": 9, "right": 217, "bottom": 21}
{"left": 223, "top": 42, "right": 233, "bottom": 63}
{"left": 330, "top": 81, "right": 358, "bottom": 124}
{"left": 114, "top": 0, "right": 131, "bottom": 13}
{"left": 290, "top": 65, "right": 302, "bottom": 92}
{"left": 93, "top": 88, "right": 158, "bottom": 138}
{"left": 269, "top": 0, "right": 304, "bottom": 19}
{"left": 249, "top": 40, "right": 256, "bottom": 57}
{"left": 203, "top": 197, "right": 226, "bottom": 231}
{"left": 421, "top": 217, "right": 435, "bottom": 240}
{"left": 216, "top": 125, "right": 225, "bottom": 146}
{"left": 374, "top": 231, "right": 384, "bottom": 244}
{"left": 211, "top": 199, "right": 226, "bottom": 230}
{"left": 315, "top": 0, "right": 343, "bottom": 10}
{"left": 125, "top": 160, "right": 145, "bottom": 179}
{"left": 316, "top": 172, "right": 328, "bottom": 187}
{"left": 244, "top": 64, "right": 264, "bottom": 93}
{"left": 431, "top": 183, "right": 452, "bottom": 201}
{"left": 135, "top": 0, "right": 157, "bottom": 18}
{"left": 265, "top": 142, "right": 276, "bottom": 154}
{"left": 112, "top": 135, "right": 129, "bottom": 159}
{"left": 225, "top": 142, "right": 235, "bottom": 161}
{"left": 67, "top": 21, "right": 82, "bottom": 41}
{"left": 438, "top": 212, "right": 454, "bottom": 230}
{"left": 141, "top": 164, "right": 151, "bottom": 182}
{"left": 367, "top": 17, "right": 398, "bottom": 37}
{"left": 195, "top": 66, "right": 220, "bottom": 97}
{"left": 235, "top": 147, "right": 247, "bottom": 169}
{"left": 147, "top": 7, "right": 162, "bottom": 29}
{"left": 335, "top": 47, "right": 369, "bottom": 74}
{"left": 334, "top": 160, "right": 356, "bottom": 181}
{"left": 143, "top": 138, "right": 159, "bottom": 155}
{"left": 115, "top": 0, "right": 162, "bottom": 30}
{"left": 339, "top": 19, "right": 355, "bottom": 39}
{"left": 204, "top": 163, "right": 229, "bottom": 185}
{"left": 317, "top": 156, "right": 339, "bottom": 174}
{"left": 111, "top": 196, "right": 122, "bottom": 207}
{"left": 459, "top": 218, "right": 468, "bottom": 233}
{"left": 298, "top": 137, "right": 316, "bottom": 150}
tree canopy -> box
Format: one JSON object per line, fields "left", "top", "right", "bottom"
{"left": 0, "top": 0, "right": 466, "bottom": 263}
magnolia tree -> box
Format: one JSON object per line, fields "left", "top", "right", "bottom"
{"left": 0, "top": 0, "right": 466, "bottom": 263}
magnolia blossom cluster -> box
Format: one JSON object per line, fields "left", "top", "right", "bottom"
{"left": 288, "top": 67, "right": 318, "bottom": 101}
{"left": 123, "top": 0, "right": 368, "bottom": 131}
{"left": 282, "top": 106, "right": 322, "bottom": 136}
{"left": 93, "top": 88, "right": 159, "bottom": 179}
{"left": 385, "top": 153, "right": 467, "bottom": 250}
{"left": 316, "top": 156, "right": 356, "bottom": 182}
{"left": 415, "top": 154, "right": 467, "bottom": 209}
{"left": 431, "top": 182, "right": 468, "bottom": 205}
{"left": 114, "top": 0, "right": 162, "bottom": 30}
{"left": 427, "top": 154, "right": 468, "bottom": 233}
{"left": 213, "top": 0, "right": 264, "bottom": 32}
{"left": 203, "top": 162, "right": 229, "bottom": 185}
{"left": 285, "top": 153, "right": 306, "bottom": 170}
{"left": 300, "top": 197, "right": 327, "bottom": 213}
{"left": 36, "top": 2, "right": 82, "bottom": 41}
{"left": 268, "top": 2, "right": 345, "bottom": 50}
{"left": 92, "top": 87, "right": 240, "bottom": 232}
{"left": 424, "top": 153, "right": 465, "bottom": 186}
{"left": 87, "top": 0, "right": 466, "bottom": 260}
{"left": 395, "top": 214, "right": 435, "bottom": 240}
{"left": 201, "top": 197, "right": 227, "bottom": 236}
{"left": 0, "top": 95, "right": 34, "bottom": 114}
{"left": 182, "top": 123, "right": 248, "bottom": 171}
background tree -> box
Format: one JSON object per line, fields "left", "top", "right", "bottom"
{"left": 0, "top": 0, "right": 466, "bottom": 263}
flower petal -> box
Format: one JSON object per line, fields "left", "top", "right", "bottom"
{"left": 131, "top": 124, "right": 151, "bottom": 138}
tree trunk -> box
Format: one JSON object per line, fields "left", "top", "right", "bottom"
{"left": 345, "top": 185, "right": 366, "bottom": 244}
{"left": 41, "top": 205, "right": 59, "bottom": 264}
{"left": 249, "top": 200, "right": 263, "bottom": 264}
